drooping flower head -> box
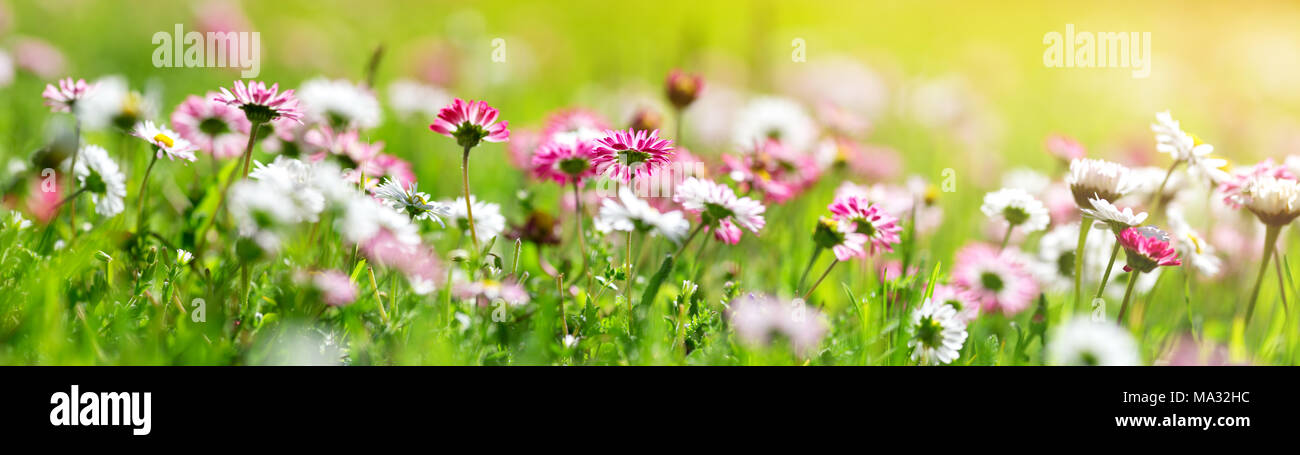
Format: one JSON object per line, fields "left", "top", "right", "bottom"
{"left": 1118, "top": 226, "right": 1182, "bottom": 273}
{"left": 980, "top": 187, "right": 1049, "bottom": 233}
{"left": 592, "top": 128, "right": 675, "bottom": 183}
{"left": 951, "top": 243, "right": 1039, "bottom": 316}
{"left": 429, "top": 98, "right": 510, "bottom": 148}
{"left": 1065, "top": 158, "right": 1133, "bottom": 211}
{"left": 373, "top": 177, "right": 449, "bottom": 226}
{"left": 42, "top": 77, "right": 97, "bottom": 113}
{"left": 531, "top": 138, "right": 599, "bottom": 186}
{"left": 908, "top": 297, "right": 969, "bottom": 365}
{"left": 665, "top": 69, "right": 704, "bottom": 110}
{"left": 727, "top": 293, "right": 827, "bottom": 357}
{"left": 131, "top": 120, "right": 198, "bottom": 162}
{"left": 811, "top": 216, "right": 868, "bottom": 261}
{"left": 70, "top": 144, "right": 126, "bottom": 217}
{"left": 213, "top": 80, "right": 303, "bottom": 124}
{"left": 1238, "top": 176, "right": 1300, "bottom": 226}
{"left": 827, "top": 194, "right": 901, "bottom": 255}
{"left": 673, "top": 177, "right": 765, "bottom": 244}
{"left": 171, "top": 92, "right": 252, "bottom": 159}
{"left": 595, "top": 187, "right": 690, "bottom": 242}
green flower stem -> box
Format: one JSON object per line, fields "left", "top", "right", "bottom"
{"left": 1147, "top": 161, "right": 1181, "bottom": 216}
{"left": 135, "top": 152, "right": 160, "bottom": 233}
{"left": 1095, "top": 240, "right": 1121, "bottom": 300}
{"left": 1274, "top": 247, "right": 1290, "bottom": 313}
{"left": 1246, "top": 224, "right": 1283, "bottom": 324}
{"left": 802, "top": 260, "right": 839, "bottom": 302}
{"left": 1117, "top": 269, "right": 1141, "bottom": 324}
{"left": 998, "top": 224, "right": 1014, "bottom": 252}
{"left": 460, "top": 144, "right": 480, "bottom": 251}
{"left": 1073, "top": 214, "right": 1094, "bottom": 313}
{"left": 798, "top": 246, "right": 824, "bottom": 292}
{"left": 239, "top": 122, "right": 262, "bottom": 178}
{"left": 68, "top": 117, "right": 82, "bottom": 238}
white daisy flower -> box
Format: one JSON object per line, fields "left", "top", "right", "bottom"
{"left": 1151, "top": 111, "right": 1228, "bottom": 184}
{"left": 674, "top": 177, "right": 766, "bottom": 233}
{"left": 907, "top": 298, "right": 969, "bottom": 365}
{"left": 1082, "top": 197, "right": 1148, "bottom": 231}
{"left": 1047, "top": 317, "right": 1140, "bottom": 366}
{"left": 373, "top": 177, "right": 449, "bottom": 226}
{"left": 228, "top": 179, "right": 298, "bottom": 243}
{"left": 386, "top": 79, "right": 451, "bottom": 120}
{"left": 727, "top": 294, "right": 828, "bottom": 357}
{"left": 297, "top": 77, "right": 382, "bottom": 129}
{"left": 1240, "top": 176, "right": 1300, "bottom": 226}
{"left": 1001, "top": 167, "right": 1051, "bottom": 195}
{"left": 980, "top": 187, "right": 1049, "bottom": 233}
{"left": 77, "top": 75, "right": 160, "bottom": 131}
{"left": 249, "top": 157, "right": 329, "bottom": 223}
{"left": 731, "top": 96, "right": 817, "bottom": 153}
{"left": 594, "top": 187, "right": 690, "bottom": 242}
{"left": 70, "top": 144, "right": 127, "bottom": 217}
{"left": 1166, "top": 204, "right": 1220, "bottom": 277}
{"left": 176, "top": 249, "right": 194, "bottom": 265}
{"left": 337, "top": 194, "right": 421, "bottom": 247}
{"left": 9, "top": 211, "right": 31, "bottom": 230}
{"left": 445, "top": 196, "right": 506, "bottom": 243}
{"left": 1033, "top": 222, "right": 1115, "bottom": 292}
{"left": 1065, "top": 158, "right": 1134, "bottom": 210}
{"left": 131, "top": 120, "right": 198, "bottom": 162}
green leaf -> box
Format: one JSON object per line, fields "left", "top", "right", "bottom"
{"left": 637, "top": 255, "right": 675, "bottom": 309}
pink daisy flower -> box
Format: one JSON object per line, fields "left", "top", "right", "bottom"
{"left": 14, "top": 38, "right": 65, "bottom": 78}
{"left": 929, "top": 283, "right": 981, "bottom": 323}
{"left": 1218, "top": 159, "right": 1296, "bottom": 209}
{"left": 213, "top": 80, "right": 303, "bottom": 124}
{"left": 42, "top": 77, "right": 97, "bottom": 113}
{"left": 951, "top": 243, "right": 1039, "bottom": 316}
{"left": 371, "top": 154, "right": 416, "bottom": 186}
{"left": 308, "top": 270, "right": 358, "bottom": 307}
{"left": 723, "top": 139, "right": 821, "bottom": 203}
{"left": 452, "top": 276, "right": 530, "bottom": 307}
{"left": 1118, "top": 226, "right": 1182, "bottom": 273}
{"left": 827, "top": 194, "right": 902, "bottom": 255}
{"left": 359, "top": 229, "right": 444, "bottom": 296}
{"left": 674, "top": 177, "right": 765, "bottom": 244}
{"left": 813, "top": 216, "right": 869, "bottom": 261}
{"left": 592, "top": 128, "right": 675, "bottom": 183}
{"left": 530, "top": 139, "right": 599, "bottom": 186}
{"left": 540, "top": 108, "right": 609, "bottom": 143}
{"left": 429, "top": 98, "right": 510, "bottom": 148}
{"left": 170, "top": 92, "right": 252, "bottom": 159}
{"left": 1045, "top": 133, "right": 1086, "bottom": 162}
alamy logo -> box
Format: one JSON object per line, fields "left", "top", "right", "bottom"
{"left": 1043, "top": 24, "right": 1151, "bottom": 78}
{"left": 49, "top": 385, "right": 152, "bottom": 436}
{"left": 152, "top": 23, "right": 261, "bottom": 78}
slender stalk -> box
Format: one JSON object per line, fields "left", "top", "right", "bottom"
{"left": 556, "top": 273, "right": 569, "bottom": 336}
{"left": 1117, "top": 270, "right": 1141, "bottom": 323}
{"left": 197, "top": 121, "right": 262, "bottom": 251}
{"left": 1073, "top": 214, "right": 1094, "bottom": 313}
{"left": 797, "top": 246, "right": 824, "bottom": 292}
{"left": 368, "top": 266, "right": 389, "bottom": 324}
{"left": 240, "top": 122, "right": 263, "bottom": 178}
{"left": 135, "top": 152, "right": 160, "bottom": 233}
{"left": 1147, "top": 161, "right": 1180, "bottom": 215}
{"left": 1275, "top": 247, "right": 1290, "bottom": 313}
{"left": 998, "top": 225, "right": 1014, "bottom": 252}
{"left": 68, "top": 117, "right": 82, "bottom": 237}
{"left": 673, "top": 223, "right": 706, "bottom": 258}
{"left": 572, "top": 181, "right": 589, "bottom": 277}
{"left": 1095, "top": 240, "right": 1121, "bottom": 299}
{"left": 460, "top": 145, "right": 480, "bottom": 251}
{"left": 802, "top": 260, "right": 839, "bottom": 302}
{"left": 55, "top": 187, "right": 89, "bottom": 208}
{"left": 1245, "top": 224, "right": 1283, "bottom": 323}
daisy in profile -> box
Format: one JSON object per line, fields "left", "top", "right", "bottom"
{"left": 77, "top": 75, "right": 159, "bottom": 131}
{"left": 68, "top": 144, "right": 126, "bottom": 217}
{"left": 731, "top": 96, "right": 816, "bottom": 153}
{"left": 297, "top": 77, "right": 382, "bottom": 130}
{"left": 1081, "top": 197, "right": 1149, "bottom": 298}
{"left": 908, "top": 297, "right": 969, "bottom": 365}
{"left": 430, "top": 98, "right": 510, "bottom": 250}
{"left": 673, "top": 177, "right": 766, "bottom": 246}
{"left": 592, "top": 128, "right": 675, "bottom": 183}
{"left": 444, "top": 195, "right": 506, "bottom": 244}
{"left": 827, "top": 194, "right": 901, "bottom": 255}
{"left": 951, "top": 243, "right": 1039, "bottom": 316}
{"left": 1065, "top": 158, "right": 1134, "bottom": 211}
{"left": 1150, "top": 110, "right": 1227, "bottom": 193}
{"left": 531, "top": 138, "right": 599, "bottom": 187}
{"left": 727, "top": 293, "right": 827, "bottom": 358}
{"left": 1219, "top": 159, "right": 1295, "bottom": 208}
{"left": 213, "top": 80, "right": 303, "bottom": 124}
{"left": 811, "top": 216, "right": 868, "bottom": 262}
{"left": 1116, "top": 226, "right": 1181, "bottom": 322}
{"left": 1046, "top": 317, "right": 1140, "bottom": 366}
{"left": 594, "top": 187, "right": 690, "bottom": 242}
{"left": 452, "top": 275, "right": 530, "bottom": 307}
{"left": 980, "top": 187, "right": 1048, "bottom": 250}
{"left": 1236, "top": 176, "right": 1300, "bottom": 321}
{"left": 373, "top": 177, "right": 449, "bottom": 226}
{"left": 170, "top": 92, "right": 252, "bottom": 159}
{"left": 42, "top": 77, "right": 97, "bottom": 113}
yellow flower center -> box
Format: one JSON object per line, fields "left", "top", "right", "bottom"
{"left": 1187, "top": 232, "right": 1203, "bottom": 255}
{"left": 153, "top": 133, "right": 174, "bottom": 148}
